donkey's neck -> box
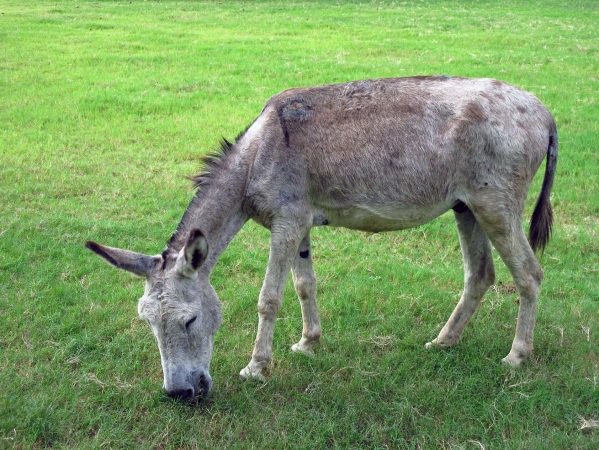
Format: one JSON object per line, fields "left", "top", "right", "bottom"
{"left": 164, "top": 142, "right": 252, "bottom": 273}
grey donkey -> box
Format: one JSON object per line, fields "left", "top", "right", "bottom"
{"left": 87, "top": 76, "right": 557, "bottom": 399}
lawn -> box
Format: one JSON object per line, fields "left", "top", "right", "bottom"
{"left": 1, "top": 0, "right": 598, "bottom": 448}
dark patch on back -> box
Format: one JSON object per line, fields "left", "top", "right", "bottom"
{"left": 281, "top": 98, "right": 311, "bottom": 121}
{"left": 517, "top": 106, "right": 527, "bottom": 114}
{"left": 277, "top": 108, "right": 290, "bottom": 147}
{"left": 278, "top": 96, "right": 312, "bottom": 147}
{"left": 299, "top": 250, "right": 310, "bottom": 259}
{"left": 463, "top": 101, "right": 488, "bottom": 123}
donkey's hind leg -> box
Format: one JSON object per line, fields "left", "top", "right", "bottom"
{"left": 469, "top": 200, "right": 544, "bottom": 365}
{"left": 487, "top": 226, "right": 543, "bottom": 365}
{"left": 426, "top": 206, "right": 495, "bottom": 350}
{"left": 291, "top": 233, "right": 322, "bottom": 356}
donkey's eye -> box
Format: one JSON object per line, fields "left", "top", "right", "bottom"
{"left": 185, "top": 316, "right": 197, "bottom": 329}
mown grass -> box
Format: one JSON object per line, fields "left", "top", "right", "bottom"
{"left": 1, "top": 0, "right": 598, "bottom": 448}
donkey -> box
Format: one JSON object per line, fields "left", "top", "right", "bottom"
{"left": 87, "top": 76, "right": 557, "bottom": 399}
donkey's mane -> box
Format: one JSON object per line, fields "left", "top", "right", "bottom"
{"left": 188, "top": 138, "right": 236, "bottom": 190}
{"left": 162, "top": 125, "right": 252, "bottom": 263}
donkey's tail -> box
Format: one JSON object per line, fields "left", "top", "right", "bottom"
{"left": 529, "top": 123, "right": 558, "bottom": 253}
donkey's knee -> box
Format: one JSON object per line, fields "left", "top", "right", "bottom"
{"left": 257, "top": 294, "right": 282, "bottom": 318}
{"left": 294, "top": 274, "right": 316, "bottom": 301}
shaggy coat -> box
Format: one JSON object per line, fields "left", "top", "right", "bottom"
{"left": 88, "top": 76, "right": 557, "bottom": 397}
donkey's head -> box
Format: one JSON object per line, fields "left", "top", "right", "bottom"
{"left": 86, "top": 229, "right": 222, "bottom": 400}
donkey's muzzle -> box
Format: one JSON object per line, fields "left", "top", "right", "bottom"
{"left": 164, "top": 372, "right": 212, "bottom": 400}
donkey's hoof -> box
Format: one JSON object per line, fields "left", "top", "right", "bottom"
{"left": 239, "top": 365, "right": 266, "bottom": 382}
{"left": 291, "top": 342, "right": 315, "bottom": 357}
{"left": 425, "top": 338, "right": 454, "bottom": 349}
{"left": 501, "top": 351, "right": 528, "bottom": 366}
{"left": 501, "top": 341, "right": 532, "bottom": 366}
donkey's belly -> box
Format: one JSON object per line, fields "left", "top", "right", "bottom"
{"left": 312, "top": 202, "right": 452, "bottom": 232}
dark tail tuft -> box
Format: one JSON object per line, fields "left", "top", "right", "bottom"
{"left": 529, "top": 128, "right": 558, "bottom": 253}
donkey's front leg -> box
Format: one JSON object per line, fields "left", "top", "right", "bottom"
{"left": 240, "top": 224, "right": 307, "bottom": 380}
{"left": 291, "top": 233, "right": 321, "bottom": 357}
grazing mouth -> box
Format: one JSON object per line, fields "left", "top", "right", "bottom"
{"left": 165, "top": 371, "right": 212, "bottom": 401}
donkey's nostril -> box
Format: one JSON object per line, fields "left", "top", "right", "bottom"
{"left": 165, "top": 386, "right": 195, "bottom": 399}
{"left": 199, "top": 374, "right": 212, "bottom": 397}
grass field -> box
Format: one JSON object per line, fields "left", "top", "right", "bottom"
{"left": 1, "top": 0, "right": 599, "bottom": 448}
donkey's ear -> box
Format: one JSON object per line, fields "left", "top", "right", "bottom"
{"left": 86, "top": 241, "right": 161, "bottom": 277}
{"left": 177, "top": 229, "right": 209, "bottom": 277}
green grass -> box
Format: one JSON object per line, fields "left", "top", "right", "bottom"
{"left": 1, "top": 0, "right": 599, "bottom": 448}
